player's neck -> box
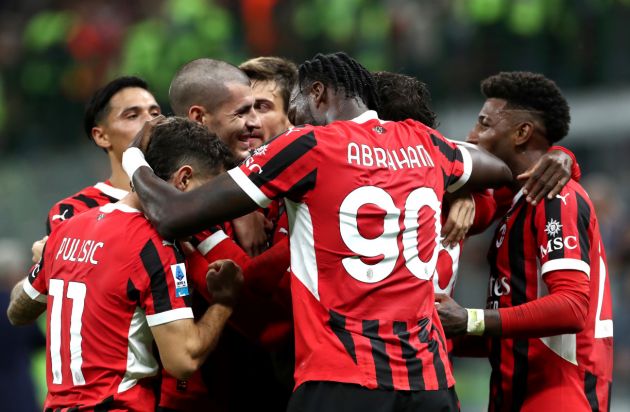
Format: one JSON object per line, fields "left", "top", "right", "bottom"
{"left": 109, "top": 160, "right": 132, "bottom": 193}
{"left": 510, "top": 148, "right": 548, "bottom": 188}
{"left": 119, "top": 191, "right": 143, "bottom": 211}
{"left": 326, "top": 100, "right": 369, "bottom": 123}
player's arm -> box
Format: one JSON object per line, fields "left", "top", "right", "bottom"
{"left": 151, "top": 260, "right": 243, "bottom": 379}
{"left": 436, "top": 269, "right": 589, "bottom": 338}
{"left": 7, "top": 278, "right": 47, "bottom": 326}
{"left": 452, "top": 142, "right": 512, "bottom": 192}
{"left": 517, "top": 146, "right": 580, "bottom": 205}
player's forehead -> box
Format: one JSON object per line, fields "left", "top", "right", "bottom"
{"left": 219, "top": 81, "right": 255, "bottom": 111}
{"left": 252, "top": 80, "right": 282, "bottom": 100}
{"left": 108, "top": 87, "right": 159, "bottom": 112}
{"left": 479, "top": 98, "right": 508, "bottom": 120}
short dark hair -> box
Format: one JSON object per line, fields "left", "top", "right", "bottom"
{"left": 481, "top": 71, "right": 570, "bottom": 143}
{"left": 373, "top": 71, "right": 437, "bottom": 128}
{"left": 169, "top": 59, "right": 250, "bottom": 116}
{"left": 298, "top": 52, "right": 380, "bottom": 111}
{"left": 83, "top": 76, "right": 150, "bottom": 142}
{"left": 239, "top": 56, "right": 298, "bottom": 114}
{"left": 145, "top": 117, "right": 236, "bottom": 181}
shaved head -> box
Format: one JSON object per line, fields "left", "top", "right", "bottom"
{"left": 169, "top": 58, "right": 250, "bottom": 116}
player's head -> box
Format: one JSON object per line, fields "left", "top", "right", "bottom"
{"left": 373, "top": 71, "right": 437, "bottom": 128}
{"left": 84, "top": 76, "right": 161, "bottom": 160}
{"left": 288, "top": 52, "right": 380, "bottom": 126}
{"left": 145, "top": 117, "right": 235, "bottom": 192}
{"left": 169, "top": 58, "right": 261, "bottom": 160}
{"left": 239, "top": 56, "right": 298, "bottom": 148}
{"left": 467, "top": 71, "right": 570, "bottom": 163}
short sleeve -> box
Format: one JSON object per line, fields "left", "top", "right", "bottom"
{"left": 136, "top": 238, "right": 194, "bottom": 327}
{"left": 228, "top": 126, "right": 319, "bottom": 207}
{"left": 23, "top": 244, "right": 48, "bottom": 303}
{"left": 534, "top": 186, "right": 592, "bottom": 277}
{"left": 427, "top": 133, "right": 472, "bottom": 193}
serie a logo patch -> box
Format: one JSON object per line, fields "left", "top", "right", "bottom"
{"left": 170, "top": 263, "right": 189, "bottom": 297}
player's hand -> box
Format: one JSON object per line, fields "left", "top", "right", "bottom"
{"left": 232, "top": 211, "right": 271, "bottom": 257}
{"left": 31, "top": 236, "right": 48, "bottom": 263}
{"left": 206, "top": 259, "right": 244, "bottom": 307}
{"left": 128, "top": 115, "right": 167, "bottom": 153}
{"left": 435, "top": 293, "right": 468, "bottom": 338}
{"left": 517, "top": 149, "right": 572, "bottom": 205}
{"left": 441, "top": 194, "right": 475, "bottom": 247}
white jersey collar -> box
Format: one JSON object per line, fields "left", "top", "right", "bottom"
{"left": 95, "top": 182, "right": 129, "bottom": 200}
{"left": 350, "top": 110, "right": 381, "bottom": 124}
{"left": 99, "top": 202, "right": 141, "bottom": 214}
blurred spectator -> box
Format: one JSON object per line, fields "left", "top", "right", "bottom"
{"left": 0, "top": 239, "right": 45, "bottom": 412}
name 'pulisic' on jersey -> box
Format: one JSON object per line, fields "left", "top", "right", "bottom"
{"left": 55, "top": 237, "right": 104, "bottom": 265}
{"left": 347, "top": 142, "right": 435, "bottom": 170}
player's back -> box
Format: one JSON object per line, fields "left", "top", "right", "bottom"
{"left": 37, "top": 203, "right": 184, "bottom": 411}
{"left": 262, "top": 113, "right": 470, "bottom": 390}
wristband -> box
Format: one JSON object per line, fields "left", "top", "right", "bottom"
{"left": 122, "top": 147, "right": 151, "bottom": 180}
{"left": 466, "top": 308, "right": 485, "bottom": 335}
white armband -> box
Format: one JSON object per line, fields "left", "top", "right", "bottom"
{"left": 122, "top": 147, "right": 151, "bottom": 179}
{"left": 466, "top": 308, "right": 485, "bottom": 335}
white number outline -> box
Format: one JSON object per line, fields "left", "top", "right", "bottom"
{"left": 594, "top": 244, "right": 613, "bottom": 338}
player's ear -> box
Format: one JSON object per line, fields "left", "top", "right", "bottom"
{"left": 311, "top": 81, "right": 326, "bottom": 108}
{"left": 91, "top": 126, "right": 112, "bottom": 150}
{"left": 188, "top": 106, "right": 207, "bottom": 125}
{"left": 173, "top": 165, "right": 194, "bottom": 191}
{"left": 513, "top": 121, "right": 534, "bottom": 147}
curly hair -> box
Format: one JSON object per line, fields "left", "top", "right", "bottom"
{"left": 481, "top": 71, "right": 570, "bottom": 143}
{"left": 373, "top": 71, "right": 437, "bottom": 128}
{"left": 298, "top": 52, "right": 380, "bottom": 111}
{"left": 146, "top": 117, "right": 235, "bottom": 181}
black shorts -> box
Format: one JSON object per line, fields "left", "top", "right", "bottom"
{"left": 287, "top": 381, "right": 459, "bottom": 412}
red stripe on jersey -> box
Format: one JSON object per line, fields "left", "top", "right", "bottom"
{"left": 487, "top": 181, "right": 613, "bottom": 411}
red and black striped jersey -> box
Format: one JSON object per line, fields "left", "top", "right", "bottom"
{"left": 229, "top": 110, "right": 472, "bottom": 391}
{"left": 486, "top": 181, "right": 613, "bottom": 411}
{"left": 47, "top": 181, "right": 128, "bottom": 234}
{"left": 25, "top": 203, "right": 193, "bottom": 412}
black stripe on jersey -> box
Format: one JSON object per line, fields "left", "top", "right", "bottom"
{"left": 430, "top": 134, "right": 463, "bottom": 189}
{"left": 576, "top": 193, "right": 592, "bottom": 265}
{"left": 94, "top": 395, "right": 114, "bottom": 412}
{"left": 47, "top": 204, "right": 75, "bottom": 235}
{"left": 127, "top": 279, "right": 140, "bottom": 303}
{"left": 328, "top": 310, "right": 357, "bottom": 364}
{"left": 393, "top": 321, "right": 424, "bottom": 390}
{"left": 100, "top": 193, "right": 119, "bottom": 204}
{"left": 140, "top": 239, "right": 172, "bottom": 313}
{"left": 544, "top": 196, "right": 564, "bottom": 260}
{"left": 510, "top": 205, "right": 529, "bottom": 411}
{"left": 362, "top": 319, "right": 394, "bottom": 389}
{"left": 67, "top": 407, "right": 79, "bottom": 412}
{"left": 73, "top": 194, "right": 99, "bottom": 209}
{"left": 248, "top": 131, "right": 317, "bottom": 189}
{"left": 284, "top": 169, "right": 317, "bottom": 202}
{"left": 489, "top": 338, "right": 503, "bottom": 411}
{"left": 429, "top": 324, "right": 449, "bottom": 389}
{"left": 584, "top": 371, "right": 599, "bottom": 411}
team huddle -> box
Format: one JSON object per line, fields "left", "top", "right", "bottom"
{"left": 7, "top": 52, "right": 613, "bottom": 412}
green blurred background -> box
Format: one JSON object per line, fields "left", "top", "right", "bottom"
{"left": 0, "top": 1, "right": 629, "bottom": 410}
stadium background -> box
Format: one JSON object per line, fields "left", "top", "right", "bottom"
{"left": 0, "top": 0, "right": 628, "bottom": 410}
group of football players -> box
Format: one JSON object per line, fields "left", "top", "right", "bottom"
{"left": 7, "top": 51, "right": 612, "bottom": 412}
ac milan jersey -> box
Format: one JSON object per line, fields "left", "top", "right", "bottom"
{"left": 24, "top": 203, "right": 193, "bottom": 412}
{"left": 487, "top": 181, "right": 613, "bottom": 411}
{"left": 229, "top": 111, "right": 472, "bottom": 391}
{"left": 47, "top": 181, "right": 128, "bottom": 234}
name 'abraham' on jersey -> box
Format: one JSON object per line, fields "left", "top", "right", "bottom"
{"left": 487, "top": 181, "right": 613, "bottom": 412}
{"left": 228, "top": 110, "right": 472, "bottom": 391}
